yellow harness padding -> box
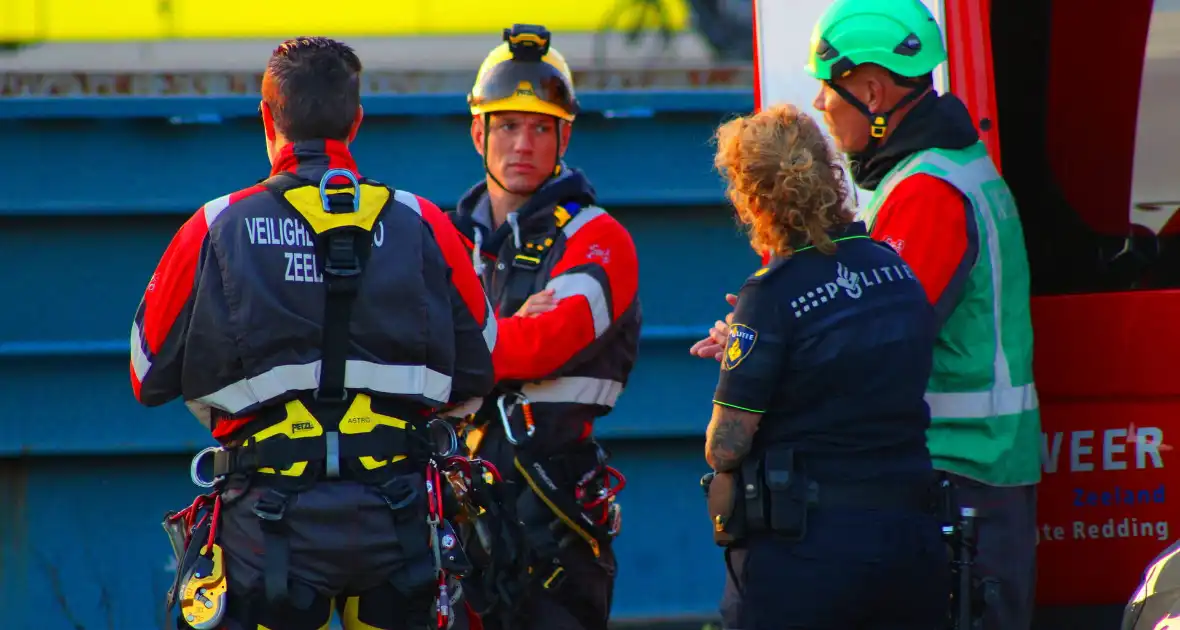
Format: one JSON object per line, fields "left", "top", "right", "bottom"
{"left": 282, "top": 184, "right": 389, "bottom": 234}
{"left": 247, "top": 395, "right": 412, "bottom": 476}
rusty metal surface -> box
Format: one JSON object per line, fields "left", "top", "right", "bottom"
{"left": 0, "top": 66, "right": 752, "bottom": 98}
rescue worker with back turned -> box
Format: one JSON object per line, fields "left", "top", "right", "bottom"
{"left": 130, "top": 37, "right": 497, "bottom": 630}
{"left": 701, "top": 104, "right": 949, "bottom": 630}
{"left": 447, "top": 24, "right": 641, "bottom": 630}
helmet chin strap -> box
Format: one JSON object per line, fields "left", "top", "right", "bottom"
{"left": 825, "top": 79, "right": 927, "bottom": 152}
{"left": 483, "top": 113, "right": 564, "bottom": 197}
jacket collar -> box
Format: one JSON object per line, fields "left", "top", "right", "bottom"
{"left": 269, "top": 139, "right": 359, "bottom": 182}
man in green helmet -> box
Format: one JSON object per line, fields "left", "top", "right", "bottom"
{"left": 807, "top": 1, "right": 1040, "bottom": 629}
{"left": 694, "top": 0, "right": 1039, "bottom": 628}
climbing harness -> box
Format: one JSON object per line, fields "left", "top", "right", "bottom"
{"left": 162, "top": 168, "right": 493, "bottom": 630}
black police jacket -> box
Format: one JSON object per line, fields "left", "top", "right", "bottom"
{"left": 713, "top": 222, "right": 938, "bottom": 482}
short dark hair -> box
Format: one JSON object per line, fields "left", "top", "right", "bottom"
{"left": 262, "top": 37, "right": 363, "bottom": 142}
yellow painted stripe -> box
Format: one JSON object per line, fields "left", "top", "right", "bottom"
{"left": 1, "top": 0, "right": 691, "bottom": 42}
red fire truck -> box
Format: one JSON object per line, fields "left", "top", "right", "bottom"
{"left": 753, "top": 0, "right": 1180, "bottom": 626}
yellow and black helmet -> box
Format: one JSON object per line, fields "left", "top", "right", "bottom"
{"left": 468, "top": 24, "right": 579, "bottom": 122}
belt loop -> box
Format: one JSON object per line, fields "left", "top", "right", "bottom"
{"left": 252, "top": 489, "right": 292, "bottom": 606}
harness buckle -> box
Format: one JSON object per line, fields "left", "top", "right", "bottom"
{"left": 512, "top": 253, "right": 542, "bottom": 270}
{"left": 252, "top": 491, "right": 290, "bottom": 522}
{"left": 312, "top": 388, "right": 350, "bottom": 404}
{"left": 870, "top": 115, "right": 888, "bottom": 138}
{"left": 377, "top": 476, "right": 420, "bottom": 512}
{"left": 324, "top": 232, "right": 362, "bottom": 281}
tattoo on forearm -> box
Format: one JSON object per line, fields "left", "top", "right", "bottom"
{"left": 706, "top": 408, "right": 760, "bottom": 472}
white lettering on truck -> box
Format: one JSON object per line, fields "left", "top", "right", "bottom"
{"left": 1042, "top": 427, "right": 1165, "bottom": 473}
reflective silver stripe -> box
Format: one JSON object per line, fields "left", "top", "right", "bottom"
{"left": 203, "top": 193, "right": 233, "bottom": 228}
{"left": 194, "top": 360, "right": 452, "bottom": 414}
{"left": 130, "top": 321, "right": 152, "bottom": 382}
{"left": 547, "top": 273, "right": 611, "bottom": 337}
{"left": 394, "top": 189, "right": 423, "bottom": 216}
{"left": 924, "top": 384, "right": 1039, "bottom": 420}
{"left": 924, "top": 152, "right": 1014, "bottom": 389}
{"left": 481, "top": 295, "right": 498, "bottom": 351}
{"left": 521, "top": 376, "right": 624, "bottom": 407}
{"left": 562, "top": 206, "right": 607, "bottom": 238}
{"left": 916, "top": 150, "right": 1038, "bottom": 416}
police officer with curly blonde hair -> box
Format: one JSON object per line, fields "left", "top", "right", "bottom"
{"left": 698, "top": 104, "right": 949, "bottom": 629}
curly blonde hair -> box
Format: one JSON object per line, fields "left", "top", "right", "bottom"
{"left": 713, "top": 104, "right": 855, "bottom": 257}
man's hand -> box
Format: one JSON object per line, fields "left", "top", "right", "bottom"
{"left": 515, "top": 288, "right": 558, "bottom": 317}
{"left": 689, "top": 293, "right": 739, "bottom": 361}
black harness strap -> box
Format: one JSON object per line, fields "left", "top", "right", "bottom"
{"left": 317, "top": 224, "right": 363, "bottom": 402}
{"left": 251, "top": 170, "right": 374, "bottom": 607}
{"left": 498, "top": 203, "right": 582, "bottom": 317}
{"left": 251, "top": 488, "right": 293, "bottom": 606}
{"left": 262, "top": 170, "right": 374, "bottom": 402}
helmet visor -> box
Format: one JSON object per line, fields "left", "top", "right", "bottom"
{"left": 469, "top": 60, "right": 578, "bottom": 118}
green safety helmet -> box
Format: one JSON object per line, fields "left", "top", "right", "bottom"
{"left": 805, "top": 0, "right": 946, "bottom": 81}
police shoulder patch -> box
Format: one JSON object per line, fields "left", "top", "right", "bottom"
{"left": 745, "top": 256, "right": 790, "bottom": 286}
{"left": 722, "top": 324, "right": 758, "bottom": 371}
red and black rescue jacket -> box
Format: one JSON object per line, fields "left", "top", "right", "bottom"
{"left": 130, "top": 139, "right": 496, "bottom": 440}
{"left": 449, "top": 167, "right": 642, "bottom": 454}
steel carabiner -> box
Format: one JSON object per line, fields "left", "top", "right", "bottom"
{"left": 428, "top": 417, "right": 460, "bottom": 458}
{"left": 189, "top": 446, "right": 223, "bottom": 489}
{"left": 495, "top": 392, "right": 536, "bottom": 445}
